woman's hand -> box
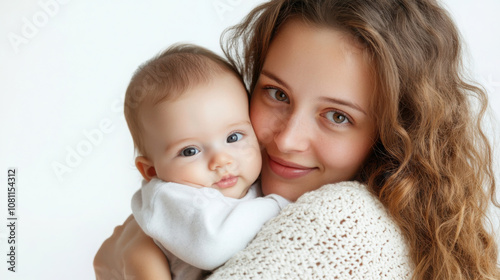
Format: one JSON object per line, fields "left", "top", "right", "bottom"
{"left": 93, "top": 215, "right": 172, "bottom": 280}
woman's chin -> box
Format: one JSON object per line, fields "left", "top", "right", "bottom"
{"left": 260, "top": 170, "right": 308, "bottom": 202}
{"left": 259, "top": 153, "right": 331, "bottom": 201}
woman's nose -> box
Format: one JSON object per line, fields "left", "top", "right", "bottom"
{"left": 208, "top": 151, "right": 234, "bottom": 171}
{"left": 273, "top": 112, "right": 310, "bottom": 153}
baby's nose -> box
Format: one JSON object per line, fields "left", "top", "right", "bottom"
{"left": 208, "top": 151, "right": 233, "bottom": 171}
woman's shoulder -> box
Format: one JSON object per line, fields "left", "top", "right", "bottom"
{"left": 281, "top": 181, "right": 410, "bottom": 257}
{"left": 292, "top": 181, "right": 390, "bottom": 221}
{"left": 277, "top": 181, "right": 391, "bottom": 229}
{"left": 209, "top": 182, "right": 414, "bottom": 279}
{"left": 295, "top": 180, "right": 380, "bottom": 207}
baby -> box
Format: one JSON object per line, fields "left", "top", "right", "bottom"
{"left": 124, "top": 44, "right": 289, "bottom": 279}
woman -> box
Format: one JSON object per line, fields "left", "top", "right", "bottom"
{"left": 94, "top": 0, "right": 499, "bottom": 279}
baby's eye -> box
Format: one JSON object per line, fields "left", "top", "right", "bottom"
{"left": 180, "top": 147, "right": 200, "bottom": 157}
{"left": 227, "top": 132, "right": 243, "bottom": 143}
{"left": 324, "top": 111, "right": 350, "bottom": 124}
{"left": 266, "top": 88, "right": 289, "bottom": 103}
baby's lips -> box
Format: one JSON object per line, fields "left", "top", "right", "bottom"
{"left": 214, "top": 176, "right": 238, "bottom": 189}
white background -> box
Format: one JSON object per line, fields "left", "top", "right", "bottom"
{"left": 0, "top": 0, "right": 498, "bottom": 279}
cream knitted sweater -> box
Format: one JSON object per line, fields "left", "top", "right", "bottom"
{"left": 208, "top": 181, "right": 414, "bottom": 279}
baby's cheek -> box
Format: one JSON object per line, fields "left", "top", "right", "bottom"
{"left": 249, "top": 146, "right": 263, "bottom": 176}
{"left": 237, "top": 141, "right": 262, "bottom": 177}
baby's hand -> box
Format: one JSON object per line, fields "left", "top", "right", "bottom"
{"left": 94, "top": 215, "right": 172, "bottom": 280}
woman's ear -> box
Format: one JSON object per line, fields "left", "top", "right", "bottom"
{"left": 135, "top": 156, "right": 157, "bottom": 181}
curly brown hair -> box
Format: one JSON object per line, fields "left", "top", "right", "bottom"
{"left": 221, "top": 0, "right": 500, "bottom": 279}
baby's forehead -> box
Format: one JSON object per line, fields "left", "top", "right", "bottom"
{"left": 143, "top": 73, "right": 247, "bottom": 118}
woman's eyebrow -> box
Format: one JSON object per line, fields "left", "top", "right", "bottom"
{"left": 261, "top": 69, "right": 367, "bottom": 116}
{"left": 320, "top": 97, "right": 367, "bottom": 116}
{"left": 260, "top": 70, "right": 291, "bottom": 90}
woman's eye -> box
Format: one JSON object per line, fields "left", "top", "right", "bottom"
{"left": 266, "top": 88, "right": 289, "bottom": 103}
{"left": 227, "top": 132, "right": 243, "bottom": 143}
{"left": 324, "top": 111, "right": 350, "bottom": 124}
{"left": 180, "top": 147, "right": 200, "bottom": 157}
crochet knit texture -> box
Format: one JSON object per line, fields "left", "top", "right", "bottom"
{"left": 208, "top": 181, "right": 413, "bottom": 279}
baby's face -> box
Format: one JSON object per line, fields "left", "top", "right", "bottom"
{"left": 140, "top": 73, "right": 261, "bottom": 199}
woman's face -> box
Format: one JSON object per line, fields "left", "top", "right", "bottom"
{"left": 250, "top": 19, "right": 377, "bottom": 201}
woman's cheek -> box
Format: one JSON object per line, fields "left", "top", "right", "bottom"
{"left": 250, "top": 99, "right": 269, "bottom": 144}
{"left": 250, "top": 99, "right": 287, "bottom": 146}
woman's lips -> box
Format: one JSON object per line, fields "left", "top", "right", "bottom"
{"left": 215, "top": 176, "right": 238, "bottom": 189}
{"left": 267, "top": 155, "right": 316, "bottom": 179}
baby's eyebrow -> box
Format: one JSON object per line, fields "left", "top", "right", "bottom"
{"left": 229, "top": 120, "right": 253, "bottom": 128}
{"left": 164, "top": 137, "right": 197, "bottom": 153}
{"left": 164, "top": 121, "right": 252, "bottom": 152}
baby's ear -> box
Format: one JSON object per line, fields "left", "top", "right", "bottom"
{"left": 135, "top": 156, "right": 157, "bottom": 181}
